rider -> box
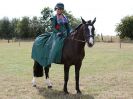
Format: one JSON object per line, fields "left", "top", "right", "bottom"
{"left": 52, "top": 3, "right": 70, "bottom": 37}
{"left": 48, "top": 2, "right": 71, "bottom": 64}
{"left": 32, "top": 3, "right": 71, "bottom": 67}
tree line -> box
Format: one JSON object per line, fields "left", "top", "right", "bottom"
{"left": 115, "top": 15, "right": 133, "bottom": 40}
{"left": 0, "top": 6, "right": 133, "bottom": 41}
{"left": 0, "top": 7, "right": 81, "bottom": 41}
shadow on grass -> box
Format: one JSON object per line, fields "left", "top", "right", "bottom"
{"left": 35, "top": 86, "right": 94, "bottom": 99}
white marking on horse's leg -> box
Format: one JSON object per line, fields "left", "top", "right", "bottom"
{"left": 45, "top": 78, "right": 52, "bottom": 88}
{"left": 32, "top": 77, "right": 36, "bottom": 87}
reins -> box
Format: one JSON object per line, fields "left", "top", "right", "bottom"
{"left": 71, "top": 38, "right": 86, "bottom": 43}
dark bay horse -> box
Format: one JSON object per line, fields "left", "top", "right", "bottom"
{"left": 32, "top": 17, "right": 96, "bottom": 94}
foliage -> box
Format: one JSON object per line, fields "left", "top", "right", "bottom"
{"left": 40, "top": 7, "right": 53, "bottom": 32}
{"left": 0, "top": 17, "right": 11, "bottom": 39}
{"left": 17, "top": 17, "right": 31, "bottom": 38}
{"left": 29, "top": 16, "right": 42, "bottom": 37}
{"left": 115, "top": 15, "right": 133, "bottom": 39}
{"left": 63, "top": 10, "right": 81, "bottom": 29}
{"left": 10, "top": 18, "right": 19, "bottom": 38}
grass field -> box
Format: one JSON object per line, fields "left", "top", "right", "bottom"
{"left": 0, "top": 41, "right": 133, "bottom": 99}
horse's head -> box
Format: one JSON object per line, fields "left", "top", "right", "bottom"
{"left": 81, "top": 17, "right": 96, "bottom": 47}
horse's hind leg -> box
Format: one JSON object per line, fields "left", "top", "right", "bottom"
{"left": 44, "top": 65, "right": 52, "bottom": 88}
{"left": 32, "top": 61, "right": 43, "bottom": 87}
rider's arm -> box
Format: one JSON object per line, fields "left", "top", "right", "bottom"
{"left": 51, "top": 16, "right": 59, "bottom": 33}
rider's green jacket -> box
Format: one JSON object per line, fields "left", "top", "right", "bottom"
{"left": 31, "top": 15, "right": 70, "bottom": 67}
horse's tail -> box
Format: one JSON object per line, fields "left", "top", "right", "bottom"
{"left": 33, "top": 61, "right": 43, "bottom": 77}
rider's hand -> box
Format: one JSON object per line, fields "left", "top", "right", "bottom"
{"left": 57, "top": 32, "right": 63, "bottom": 37}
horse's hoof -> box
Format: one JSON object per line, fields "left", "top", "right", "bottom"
{"left": 32, "top": 84, "right": 36, "bottom": 87}
{"left": 77, "top": 90, "right": 82, "bottom": 94}
{"left": 64, "top": 92, "right": 69, "bottom": 94}
{"left": 45, "top": 79, "right": 52, "bottom": 88}
{"left": 48, "top": 86, "right": 52, "bottom": 89}
{"left": 64, "top": 91, "right": 69, "bottom": 94}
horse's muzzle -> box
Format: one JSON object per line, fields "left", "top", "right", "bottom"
{"left": 87, "top": 43, "right": 94, "bottom": 47}
{"left": 87, "top": 38, "right": 94, "bottom": 47}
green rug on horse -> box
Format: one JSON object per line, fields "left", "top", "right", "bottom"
{"left": 31, "top": 32, "right": 67, "bottom": 67}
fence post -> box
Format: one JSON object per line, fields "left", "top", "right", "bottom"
{"left": 119, "top": 38, "right": 121, "bottom": 48}
{"left": 101, "top": 33, "right": 103, "bottom": 42}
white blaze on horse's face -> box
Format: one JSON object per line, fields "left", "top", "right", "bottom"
{"left": 88, "top": 26, "right": 94, "bottom": 45}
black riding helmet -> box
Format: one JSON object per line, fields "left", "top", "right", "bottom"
{"left": 54, "top": 3, "right": 64, "bottom": 10}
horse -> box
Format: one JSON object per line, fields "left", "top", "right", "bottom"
{"left": 32, "top": 17, "right": 96, "bottom": 94}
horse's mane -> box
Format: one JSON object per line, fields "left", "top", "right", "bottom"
{"left": 75, "top": 24, "right": 82, "bottom": 30}
{"left": 68, "top": 20, "right": 92, "bottom": 38}
{"left": 69, "top": 23, "right": 82, "bottom": 37}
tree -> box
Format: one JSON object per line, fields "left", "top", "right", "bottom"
{"left": 18, "top": 17, "right": 30, "bottom": 38}
{"left": 40, "top": 7, "right": 53, "bottom": 32}
{"left": 0, "top": 20, "right": 2, "bottom": 38}
{"left": 115, "top": 15, "right": 133, "bottom": 39}
{"left": 30, "top": 16, "right": 44, "bottom": 37}
{"left": 0, "top": 17, "right": 11, "bottom": 42}
{"left": 63, "top": 10, "right": 81, "bottom": 29}
{"left": 30, "top": 16, "right": 38, "bottom": 37}
{"left": 10, "top": 18, "right": 19, "bottom": 39}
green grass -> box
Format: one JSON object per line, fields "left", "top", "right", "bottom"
{"left": 0, "top": 41, "right": 133, "bottom": 99}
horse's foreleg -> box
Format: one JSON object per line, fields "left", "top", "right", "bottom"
{"left": 75, "top": 62, "right": 82, "bottom": 94}
{"left": 63, "top": 65, "right": 70, "bottom": 94}
{"left": 44, "top": 65, "right": 52, "bottom": 88}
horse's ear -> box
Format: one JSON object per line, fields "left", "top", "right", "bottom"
{"left": 81, "top": 17, "right": 86, "bottom": 24}
{"left": 92, "top": 17, "right": 96, "bottom": 24}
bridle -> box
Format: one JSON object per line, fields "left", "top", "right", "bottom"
{"left": 69, "top": 24, "right": 94, "bottom": 43}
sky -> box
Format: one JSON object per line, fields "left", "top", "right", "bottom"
{"left": 0, "top": 0, "right": 132, "bottom": 35}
